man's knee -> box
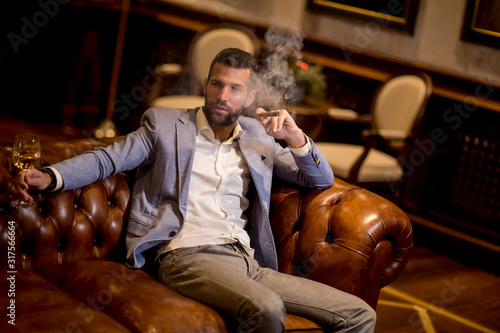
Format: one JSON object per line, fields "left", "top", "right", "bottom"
{"left": 344, "top": 299, "right": 376, "bottom": 331}
{"left": 238, "top": 292, "right": 286, "bottom": 332}
{"left": 359, "top": 303, "right": 377, "bottom": 325}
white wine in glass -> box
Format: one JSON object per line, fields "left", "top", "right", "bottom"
{"left": 11, "top": 134, "right": 41, "bottom": 209}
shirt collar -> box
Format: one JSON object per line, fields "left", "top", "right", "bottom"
{"left": 196, "top": 108, "right": 243, "bottom": 143}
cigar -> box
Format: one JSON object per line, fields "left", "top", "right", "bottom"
{"left": 252, "top": 111, "right": 281, "bottom": 118}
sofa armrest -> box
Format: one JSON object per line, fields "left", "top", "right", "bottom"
{"left": 270, "top": 179, "right": 412, "bottom": 308}
{"left": 0, "top": 137, "right": 131, "bottom": 272}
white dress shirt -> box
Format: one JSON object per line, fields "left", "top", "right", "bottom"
{"left": 164, "top": 109, "right": 254, "bottom": 254}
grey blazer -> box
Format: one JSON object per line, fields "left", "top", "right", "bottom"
{"left": 53, "top": 108, "right": 334, "bottom": 269}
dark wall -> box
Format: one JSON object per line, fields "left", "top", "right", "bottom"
{"left": 1, "top": 3, "right": 193, "bottom": 135}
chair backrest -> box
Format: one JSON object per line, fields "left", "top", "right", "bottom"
{"left": 189, "top": 24, "right": 260, "bottom": 87}
{"left": 372, "top": 72, "right": 432, "bottom": 140}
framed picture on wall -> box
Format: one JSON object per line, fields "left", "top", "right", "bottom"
{"left": 461, "top": 0, "right": 500, "bottom": 48}
{"left": 307, "top": 0, "right": 420, "bottom": 34}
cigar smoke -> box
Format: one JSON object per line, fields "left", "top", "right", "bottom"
{"left": 252, "top": 24, "right": 304, "bottom": 113}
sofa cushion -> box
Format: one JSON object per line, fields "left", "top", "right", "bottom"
{"left": 38, "top": 260, "right": 227, "bottom": 332}
{"left": 0, "top": 269, "right": 129, "bottom": 332}
{"left": 37, "top": 260, "right": 324, "bottom": 332}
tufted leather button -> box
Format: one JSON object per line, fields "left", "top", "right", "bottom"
{"left": 107, "top": 201, "right": 112, "bottom": 206}
{"left": 74, "top": 204, "right": 78, "bottom": 210}
{"left": 58, "top": 240, "right": 68, "bottom": 252}
{"left": 169, "top": 231, "right": 176, "bottom": 238}
{"left": 325, "top": 233, "right": 333, "bottom": 244}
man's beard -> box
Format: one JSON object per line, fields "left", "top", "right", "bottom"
{"left": 203, "top": 99, "right": 244, "bottom": 127}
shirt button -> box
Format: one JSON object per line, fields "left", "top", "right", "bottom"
{"left": 169, "top": 231, "right": 176, "bottom": 238}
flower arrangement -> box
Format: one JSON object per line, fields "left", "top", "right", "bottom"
{"left": 289, "top": 60, "right": 327, "bottom": 101}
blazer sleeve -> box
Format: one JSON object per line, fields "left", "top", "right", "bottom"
{"left": 51, "top": 110, "right": 161, "bottom": 191}
{"left": 272, "top": 135, "right": 334, "bottom": 189}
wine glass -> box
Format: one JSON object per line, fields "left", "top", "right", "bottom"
{"left": 11, "top": 134, "right": 41, "bottom": 209}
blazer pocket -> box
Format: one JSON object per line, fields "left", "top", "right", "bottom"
{"left": 127, "top": 215, "right": 153, "bottom": 236}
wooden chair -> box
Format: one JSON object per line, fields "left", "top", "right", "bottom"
{"left": 315, "top": 71, "right": 433, "bottom": 202}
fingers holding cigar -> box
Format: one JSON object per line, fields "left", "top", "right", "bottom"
{"left": 254, "top": 107, "right": 303, "bottom": 144}
{"left": 253, "top": 110, "right": 281, "bottom": 118}
{"left": 254, "top": 107, "right": 288, "bottom": 134}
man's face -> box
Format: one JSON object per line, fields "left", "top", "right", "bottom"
{"left": 203, "top": 63, "right": 255, "bottom": 127}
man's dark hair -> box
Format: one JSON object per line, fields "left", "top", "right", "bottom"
{"left": 207, "top": 48, "right": 258, "bottom": 88}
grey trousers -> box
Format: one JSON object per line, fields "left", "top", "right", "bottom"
{"left": 157, "top": 242, "right": 376, "bottom": 333}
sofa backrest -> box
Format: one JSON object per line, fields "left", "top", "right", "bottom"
{"left": 0, "top": 137, "right": 130, "bottom": 272}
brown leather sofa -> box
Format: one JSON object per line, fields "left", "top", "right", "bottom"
{"left": 0, "top": 136, "right": 413, "bottom": 332}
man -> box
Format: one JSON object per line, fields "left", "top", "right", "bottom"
{"left": 20, "top": 48, "right": 375, "bottom": 332}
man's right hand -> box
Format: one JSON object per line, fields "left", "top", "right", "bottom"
{"left": 18, "top": 168, "right": 51, "bottom": 202}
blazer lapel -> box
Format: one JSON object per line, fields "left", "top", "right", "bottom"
{"left": 238, "top": 131, "right": 270, "bottom": 211}
{"left": 176, "top": 109, "right": 197, "bottom": 214}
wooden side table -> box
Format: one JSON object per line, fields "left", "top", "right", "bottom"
{"left": 287, "top": 101, "right": 371, "bottom": 141}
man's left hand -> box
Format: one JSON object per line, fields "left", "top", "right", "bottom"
{"left": 255, "top": 107, "right": 306, "bottom": 149}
